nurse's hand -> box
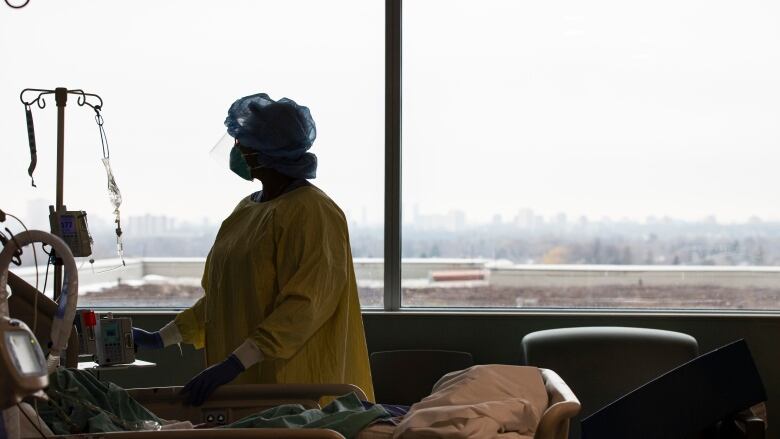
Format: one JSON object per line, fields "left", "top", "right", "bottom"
{"left": 132, "top": 327, "right": 164, "bottom": 351}
{"left": 180, "top": 354, "right": 245, "bottom": 406}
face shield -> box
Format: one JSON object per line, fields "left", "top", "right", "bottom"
{"left": 209, "top": 132, "right": 234, "bottom": 171}
{"left": 210, "top": 133, "right": 273, "bottom": 182}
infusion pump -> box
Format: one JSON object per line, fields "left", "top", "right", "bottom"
{"left": 76, "top": 310, "right": 135, "bottom": 366}
{"left": 95, "top": 316, "right": 135, "bottom": 366}
{"left": 49, "top": 206, "right": 92, "bottom": 258}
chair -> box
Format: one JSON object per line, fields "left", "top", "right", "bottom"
{"left": 580, "top": 339, "right": 766, "bottom": 439}
{"left": 522, "top": 327, "right": 698, "bottom": 439}
{"left": 370, "top": 349, "right": 474, "bottom": 405}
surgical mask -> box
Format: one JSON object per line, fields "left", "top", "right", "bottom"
{"left": 230, "top": 146, "right": 253, "bottom": 181}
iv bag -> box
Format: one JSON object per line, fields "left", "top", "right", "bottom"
{"left": 102, "top": 157, "right": 125, "bottom": 263}
{"left": 102, "top": 158, "right": 122, "bottom": 211}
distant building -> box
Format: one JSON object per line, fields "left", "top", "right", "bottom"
{"left": 413, "top": 209, "right": 466, "bottom": 232}
{"left": 514, "top": 208, "right": 543, "bottom": 230}
{"left": 127, "top": 214, "right": 174, "bottom": 236}
{"left": 25, "top": 198, "right": 50, "bottom": 231}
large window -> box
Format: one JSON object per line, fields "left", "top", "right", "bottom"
{"left": 401, "top": 0, "right": 780, "bottom": 309}
{"left": 4, "top": 1, "right": 780, "bottom": 311}
{"left": 1, "top": 1, "right": 384, "bottom": 308}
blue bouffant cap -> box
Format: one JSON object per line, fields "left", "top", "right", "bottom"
{"left": 225, "top": 93, "right": 317, "bottom": 179}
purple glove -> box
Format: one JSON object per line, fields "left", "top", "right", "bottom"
{"left": 180, "top": 354, "right": 245, "bottom": 406}
{"left": 132, "top": 327, "right": 164, "bottom": 351}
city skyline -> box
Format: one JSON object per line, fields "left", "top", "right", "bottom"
{"left": 9, "top": 197, "right": 780, "bottom": 269}
{"left": 12, "top": 196, "right": 780, "bottom": 235}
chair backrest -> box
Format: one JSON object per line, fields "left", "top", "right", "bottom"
{"left": 522, "top": 327, "right": 698, "bottom": 439}
{"left": 580, "top": 339, "right": 766, "bottom": 439}
{"left": 370, "top": 349, "right": 474, "bottom": 405}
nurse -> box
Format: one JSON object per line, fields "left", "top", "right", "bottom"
{"left": 133, "top": 93, "right": 374, "bottom": 406}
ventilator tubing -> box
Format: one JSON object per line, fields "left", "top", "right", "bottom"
{"left": 0, "top": 230, "right": 79, "bottom": 373}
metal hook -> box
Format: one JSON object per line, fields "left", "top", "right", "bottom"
{"left": 20, "top": 88, "right": 53, "bottom": 109}
{"left": 71, "top": 89, "right": 103, "bottom": 111}
{"left": 75, "top": 90, "right": 87, "bottom": 106}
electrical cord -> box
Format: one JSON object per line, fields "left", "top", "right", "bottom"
{"left": 17, "top": 403, "right": 47, "bottom": 438}
{"left": 3, "top": 210, "right": 47, "bottom": 439}
{"left": 34, "top": 399, "right": 46, "bottom": 438}
{"left": 4, "top": 212, "right": 40, "bottom": 333}
{"left": 94, "top": 264, "right": 125, "bottom": 274}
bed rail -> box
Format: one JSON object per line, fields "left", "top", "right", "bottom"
{"left": 535, "top": 368, "right": 582, "bottom": 439}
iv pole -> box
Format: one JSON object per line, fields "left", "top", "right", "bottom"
{"left": 19, "top": 87, "right": 104, "bottom": 301}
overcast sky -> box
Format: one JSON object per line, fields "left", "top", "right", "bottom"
{"left": 2, "top": 0, "right": 780, "bottom": 229}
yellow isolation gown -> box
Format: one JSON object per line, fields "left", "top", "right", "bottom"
{"left": 173, "top": 184, "right": 374, "bottom": 401}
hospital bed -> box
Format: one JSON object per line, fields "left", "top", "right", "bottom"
{"left": 2, "top": 236, "right": 579, "bottom": 439}
{"left": 17, "top": 368, "right": 580, "bottom": 439}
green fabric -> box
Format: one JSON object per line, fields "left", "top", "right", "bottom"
{"left": 37, "top": 368, "right": 164, "bottom": 435}
{"left": 37, "top": 369, "right": 386, "bottom": 438}
{"left": 223, "top": 392, "right": 389, "bottom": 439}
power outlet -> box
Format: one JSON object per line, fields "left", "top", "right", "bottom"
{"left": 202, "top": 409, "right": 228, "bottom": 426}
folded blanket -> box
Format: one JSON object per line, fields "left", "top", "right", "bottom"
{"left": 393, "top": 365, "right": 548, "bottom": 439}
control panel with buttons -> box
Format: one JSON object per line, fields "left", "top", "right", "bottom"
{"left": 95, "top": 316, "right": 135, "bottom": 366}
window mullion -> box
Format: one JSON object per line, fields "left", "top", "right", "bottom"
{"left": 384, "top": 0, "right": 402, "bottom": 311}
